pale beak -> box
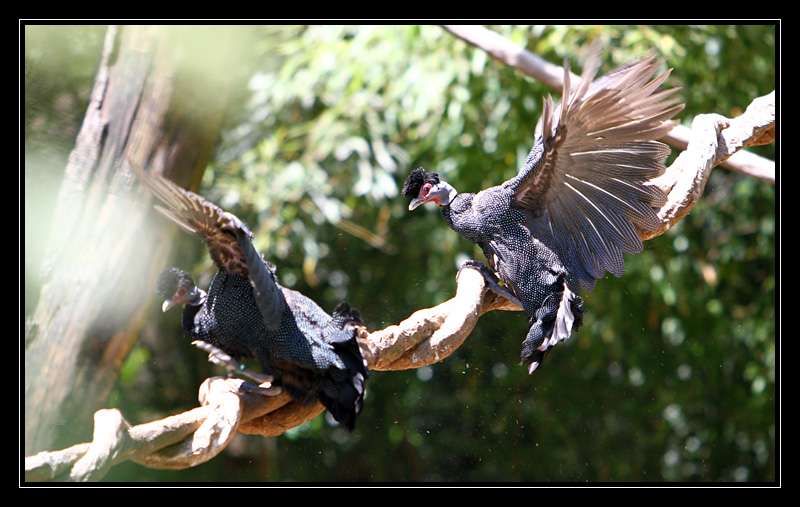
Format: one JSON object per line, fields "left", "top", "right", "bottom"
{"left": 409, "top": 183, "right": 455, "bottom": 210}
{"left": 162, "top": 299, "right": 177, "bottom": 312}
{"left": 408, "top": 197, "right": 427, "bottom": 211}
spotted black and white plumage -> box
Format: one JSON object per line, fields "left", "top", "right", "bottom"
{"left": 139, "top": 166, "right": 367, "bottom": 430}
{"left": 404, "top": 49, "right": 683, "bottom": 373}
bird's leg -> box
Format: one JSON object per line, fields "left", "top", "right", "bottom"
{"left": 191, "top": 341, "right": 283, "bottom": 396}
{"left": 457, "top": 259, "right": 523, "bottom": 308}
{"left": 192, "top": 340, "right": 272, "bottom": 385}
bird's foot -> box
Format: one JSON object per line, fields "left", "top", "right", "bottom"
{"left": 191, "top": 341, "right": 281, "bottom": 396}
{"left": 458, "top": 259, "right": 489, "bottom": 274}
{"left": 485, "top": 279, "right": 524, "bottom": 308}
{"left": 239, "top": 381, "right": 284, "bottom": 397}
{"left": 457, "top": 259, "right": 497, "bottom": 285}
{"left": 458, "top": 259, "right": 523, "bottom": 308}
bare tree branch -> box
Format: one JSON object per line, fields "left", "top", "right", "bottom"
{"left": 25, "top": 377, "right": 281, "bottom": 481}
{"left": 441, "top": 24, "right": 775, "bottom": 183}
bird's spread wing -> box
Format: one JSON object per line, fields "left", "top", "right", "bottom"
{"left": 512, "top": 49, "right": 684, "bottom": 288}
{"left": 133, "top": 163, "right": 252, "bottom": 275}
{"left": 133, "top": 163, "right": 286, "bottom": 329}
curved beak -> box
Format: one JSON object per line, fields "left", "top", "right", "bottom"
{"left": 408, "top": 182, "right": 456, "bottom": 211}
{"left": 162, "top": 299, "right": 177, "bottom": 313}
{"left": 408, "top": 197, "right": 429, "bottom": 211}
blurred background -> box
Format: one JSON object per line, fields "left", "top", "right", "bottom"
{"left": 24, "top": 25, "right": 775, "bottom": 482}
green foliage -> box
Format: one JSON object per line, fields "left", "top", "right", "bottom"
{"left": 25, "top": 24, "right": 775, "bottom": 482}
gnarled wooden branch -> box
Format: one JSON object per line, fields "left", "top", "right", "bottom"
{"left": 441, "top": 24, "right": 775, "bottom": 183}
{"left": 24, "top": 67, "right": 775, "bottom": 484}
{"left": 25, "top": 376, "right": 294, "bottom": 481}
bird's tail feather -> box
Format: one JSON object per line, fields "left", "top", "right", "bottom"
{"left": 318, "top": 327, "right": 368, "bottom": 431}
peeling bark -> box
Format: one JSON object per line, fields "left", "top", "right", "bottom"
{"left": 25, "top": 26, "right": 236, "bottom": 455}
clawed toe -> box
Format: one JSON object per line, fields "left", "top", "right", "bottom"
{"left": 457, "top": 260, "right": 523, "bottom": 307}
{"left": 240, "top": 381, "right": 284, "bottom": 397}
{"left": 458, "top": 259, "right": 496, "bottom": 282}
{"left": 459, "top": 259, "right": 487, "bottom": 270}
{"left": 240, "top": 369, "right": 275, "bottom": 385}
{"left": 486, "top": 281, "right": 523, "bottom": 308}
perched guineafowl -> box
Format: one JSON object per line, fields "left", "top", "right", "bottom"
{"left": 403, "top": 49, "right": 683, "bottom": 374}
{"left": 138, "top": 167, "right": 368, "bottom": 430}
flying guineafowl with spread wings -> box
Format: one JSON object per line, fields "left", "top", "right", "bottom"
{"left": 403, "top": 49, "right": 683, "bottom": 374}
{"left": 135, "top": 166, "right": 368, "bottom": 430}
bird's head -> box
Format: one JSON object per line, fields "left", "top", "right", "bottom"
{"left": 402, "top": 167, "right": 458, "bottom": 211}
{"left": 157, "top": 268, "right": 204, "bottom": 312}
{"left": 331, "top": 302, "right": 364, "bottom": 329}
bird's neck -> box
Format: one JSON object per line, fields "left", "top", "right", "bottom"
{"left": 182, "top": 303, "right": 203, "bottom": 333}
{"left": 441, "top": 192, "right": 485, "bottom": 242}
{"left": 187, "top": 287, "right": 207, "bottom": 306}
{"left": 180, "top": 288, "right": 207, "bottom": 333}
{"left": 440, "top": 194, "right": 463, "bottom": 231}
{"left": 438, "top": 181, "right": 458, "bottom": 206}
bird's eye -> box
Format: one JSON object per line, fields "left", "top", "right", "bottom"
{"left": 420, "top": 183, "right": 433, "bottom": 198}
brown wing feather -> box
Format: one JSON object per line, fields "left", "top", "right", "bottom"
{"left": 513, "top": 49, "right": 684, "bottom": 287}
{"left": 132, "top": 163, "right": 253, "bottom": 277}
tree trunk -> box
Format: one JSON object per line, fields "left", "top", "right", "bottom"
{"left": 25, "top": 25, "right": 238, "bottom": 454}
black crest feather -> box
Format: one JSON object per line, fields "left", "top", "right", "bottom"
{"left": 156, "top": 267, "right": 193, "bottom": 299}
{"left": 402, "top": 167, "right": 440, "bottom": 200}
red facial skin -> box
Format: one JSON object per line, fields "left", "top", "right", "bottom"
{"left": 418, "top": 183, "right": 441, "bottom": 205}
{"left": 163, "top": 285, "right": 191, "bottom": 312}
{"left": 420, "top": 182, "right": 432, "bottom": 198}
{"left": 170, "top": 287, "right": 189, "bottom": 304}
